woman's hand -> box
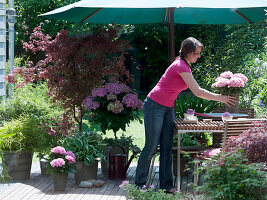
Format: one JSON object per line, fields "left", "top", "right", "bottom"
{"left": 219, "top": 95, "right": 236, "bottom": 106}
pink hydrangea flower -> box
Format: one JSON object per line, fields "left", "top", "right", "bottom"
{"left": 65, "top": 155, "right": 76, "bottom": 164}
{"left": 220, "top": 71, "right": 233, "bottom": 79}
{"left": 83, "top": 96, "right": 100, "bottom": 111}
{"left": 232, "top": 73, "right": 248, "bottom": 84}
{"left": 91, "top": 87, "right": 108, "bottom": 97}
{"left": 64, "top": 151, "right": 76, "bottom": 159}
{"left": 214, "top": 77, "right": 230, "bottom": 87}
{"left": 107, "top": 93, "right": 117, "bottom": 100}
{"left": 105, "top": 83, "right": 130, "bottom": 94}
{"left": 51, "top": 146, "right": 66, "bottom": 154}
{"left": 222, "top": 112, "right": 231, "bottom": 117}
{"left": 228, "top": 77, "right": 245, "bottom": 87}
{"left": 122, "top": 94, "right": 143, "bottom": 109}
{"left": 107, "top": 100, "right": 124, "bottom": 114}
{"left": 186, "top": 109, "right": 194, "bottom": 115}
{"left": 50, "top": 158, "right": 65, "bottom": 168}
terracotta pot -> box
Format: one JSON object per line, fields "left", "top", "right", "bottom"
{"left": 53, "top": 173, "right": 68, "bottom": 191}
{"left": 2, "top": 151, "right": 33, "bottom": 180}
{"left": 75, "top": 161, "right": 98, "bottom": 184}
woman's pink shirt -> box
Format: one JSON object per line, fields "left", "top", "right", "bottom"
{"left": 147, "top": 58, "right": 191, "bottom": 107}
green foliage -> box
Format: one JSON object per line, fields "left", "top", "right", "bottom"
{"left": 175, "top": 94, "right": 217, "bottom": 118}
{"left": 102, "top": 134, "right": 134, "bottom": 149}
{"left": 15, "top": 0, "right": 91, "bottom": 53}
{"left": 0, "top": 116, "right": 42, "bottom": 151}
{"left": 0, "top": 83, "right": 62, "bottom": 125}
{"left": 241, "top": 53, "right": 267, "bottom": 110}
{"left": 119, "top": 181, "right": 193, "bottom": 200}
{"left": 63, "top": 132, "right": 105, "bottom": 166}
{"left": 196, "top": 150, "right": 267, "bottom": 200}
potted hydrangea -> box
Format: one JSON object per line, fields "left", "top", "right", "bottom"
{"left": 83, "top": 83, "right": 143, "bottom": 176}
{"left": 46, "top": 146, "right": 76, "bottom": 191}
{"left": 83, "top": 83, "right": 143, "bottom": 139}
{"left": 211, "top": 71, "right": 248, "bottom": 113}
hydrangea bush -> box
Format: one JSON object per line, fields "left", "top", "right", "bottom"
{"left": 83, "top": 83, "right": 143, "bottom": 139}
{"left": 212, "top": 71, "right": 248, "bottom": 95}
{"left": 46, "top": 146, "right": 76, "bottom": 175}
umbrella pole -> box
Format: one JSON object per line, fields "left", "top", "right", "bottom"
{"left": 169, "top": 7, "right": 177, "bottom": 124}
{"left": 169, "top": 7, "right": 175, "bottom": 63}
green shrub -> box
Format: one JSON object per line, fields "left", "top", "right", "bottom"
{"left": 196, "top": 150, "right": 267, "bottom": 200}
{"left": 0, "top": 83, "right": 62, "bottom": 125}
{"left": 119, "top": 181, "right": 194, "bottom": 200}
{"left": 0, "top": 116, "right": 42, "bottom": 151}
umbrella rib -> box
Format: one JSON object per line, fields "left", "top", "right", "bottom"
{"left": 82, "top": 8, "right": 103, "bottom": 23}
{"left": 232, "top": 9, "right": 251, "bottom": 23}
{"left": 164, "top": 8, "right": 168, "bottom": 23}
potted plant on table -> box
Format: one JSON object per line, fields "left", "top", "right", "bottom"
{"left": 62, "top": 132, "right": 105, "bottom": 184}
{"left": 211, "top": 71, "right": 248, "bottom": 113}
{"left": 83, "top": 83, "right": 143, "bottom": 176}
{"left": 46, "top": 146, "right": 76, "bottom": 191}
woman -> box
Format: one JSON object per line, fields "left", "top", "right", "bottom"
{"left": 134, "top": 37, "right": 236, "bottom": 193}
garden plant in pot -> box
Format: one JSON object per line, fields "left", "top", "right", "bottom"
{"left": 211, "top": 71, "right": 248, "bottom": 113}
{"left": 83, "top": 83, "right": 143, "bottom": 177}
{"left": 0, "top": 116, "right": 42, "bottom": 180}
{"left": 37, "top": 116, "right": 73, "bottom": 175}
{"left": 46, "top": 146, "right": 76, "bottom": 191}
{"left": 63, "top": 132, "right": 105, "bottom": 185}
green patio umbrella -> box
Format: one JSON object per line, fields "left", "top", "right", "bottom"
{"left": 40, "top": 0, "right": 266, "bottom": 61}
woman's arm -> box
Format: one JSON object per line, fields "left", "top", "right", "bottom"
{"left": 179, "top": 72, "right": 236, "bottom": 106}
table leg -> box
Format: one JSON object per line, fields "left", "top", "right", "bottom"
{"left": 177, "top": 131, "right": 181, "bottom": 192}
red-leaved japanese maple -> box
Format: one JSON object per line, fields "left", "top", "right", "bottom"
{"left": 6, "top": 24, "right": 132, "bottom": 132}
{"left": 224, "top": 120, "right": 267, "bottom": 163}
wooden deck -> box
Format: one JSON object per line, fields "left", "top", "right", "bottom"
{"left": 0, "top": 162, "right": 195, "bottom": 200}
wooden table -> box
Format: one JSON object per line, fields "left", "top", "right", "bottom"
{"left": 174, "top": 118, "right": 225, "bottom": 192}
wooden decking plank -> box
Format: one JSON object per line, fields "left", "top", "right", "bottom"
{"left": 106, "top": 166, "right": 135, "bottom": 200}
{"left": 0, "top": 162, "right": 200, "bottom": 200}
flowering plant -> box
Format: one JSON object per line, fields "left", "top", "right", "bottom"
{"left": 186, "top": 108, "right": 195, "bottom": 115}
{"left": 222, "top": 112, "right": 231, "bottom": 117}
{"left": 83, "top": 83, "right": 143, "bottom": 139}
{"left": 46, "top": 146, "right": 76, "bottom": 175}
{"left": 211, "top": 71, "right": 248, "bottom": 95}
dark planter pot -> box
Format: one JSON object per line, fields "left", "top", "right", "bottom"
{"left": 53, "top": 173, "right": 68, "bottom": 191}
{"left": 101, "top": 145, "right": 129, "bottom": 176}
{"left": 2, "top": 151, "right": 33, "bottom": 180}
{"left": 172, "top": 154, "right": 190, "bottom": 177}
{"left": 75, "top": 161, "right": 98, "bottom": 185}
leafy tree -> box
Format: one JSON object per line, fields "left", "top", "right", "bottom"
{"left": 7, "top": 24, "right": 132, "bottom": 132}
{"left": 14, "top": 0, "right": 90, "bottom": 55}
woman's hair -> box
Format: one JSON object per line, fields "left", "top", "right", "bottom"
{"left": 179, "top": 37, "right": 204, "bottom": 61}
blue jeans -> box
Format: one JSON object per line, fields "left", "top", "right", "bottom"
{"left": 135, "top": 97, "right": 174, "bottom": 190}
